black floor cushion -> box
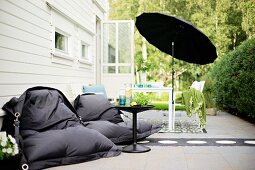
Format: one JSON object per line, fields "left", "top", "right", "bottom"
{"left": 74, "top": 94, "right": 161, "bottom": 144}
{"left": 2, "top": 87, "right": 122, "bottom": 170}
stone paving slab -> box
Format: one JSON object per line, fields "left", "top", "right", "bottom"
{"left": 47, "top": 146, "right": 255, "bottom": 170}
{"left": 46, "top": 111, "right": 255, "bottom": 170}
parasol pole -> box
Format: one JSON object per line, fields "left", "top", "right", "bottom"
{"left": 171, "top": 42, "right": 175, "bottom": 105}
{"left": 170, "top": 42, "right": 175, "bottom": 130}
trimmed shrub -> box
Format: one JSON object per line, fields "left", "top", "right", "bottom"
{"left": 203, "top": 71, "right": 217, "bottom": 108}
{"left": 210, "top": 38, "right": 255, "bottom": 118}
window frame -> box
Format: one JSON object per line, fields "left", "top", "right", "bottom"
{"left": 102, "top": 21, "right": 134, "bottom": 75}
{"left": 79, "top": 41, "right": 92, "bottom": 65}
{"left": 52, "top": 27, "right": 73, "bottom": 61}
{"left": 55, "top": 30, "right": 68, "bottom": 52}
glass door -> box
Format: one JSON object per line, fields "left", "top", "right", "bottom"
{"left": 102, "top": 20, "right": 134, "bottom": 98}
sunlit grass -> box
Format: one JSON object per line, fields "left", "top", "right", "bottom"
{"left": 151, "top": 101, "right": 185, "bottom": 111}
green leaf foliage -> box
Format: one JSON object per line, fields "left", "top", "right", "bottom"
{"left": 132, "top": 93, "right": 151, "bottom": 106}
{"left": 109, "top": 0, "right": 255, "bottom": 116}
{"left": 109, "top": 0, "right": 254, "bottom": 88}
{"left": 209, "top": 38, "right": 255, "bottom": 118}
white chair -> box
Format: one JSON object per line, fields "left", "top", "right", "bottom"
{"left": 175, "top": 81, "right": 205, "bottom": 104}
{"left": 190, "top": 81, "right": 205, "bottom": 127}
{"left": 175, "top": 80, "right": 206, "bottom": 128}
{"left": 190, "top": 81, "right": 205, "bottom": 92}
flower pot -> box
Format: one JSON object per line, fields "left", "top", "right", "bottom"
{"left": 206, "top": 108, "right": 217, "bottom": 116}
{"left": 0, "top": 155, "right": 21, "bottom": 170}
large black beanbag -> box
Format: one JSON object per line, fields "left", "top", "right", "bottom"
{"left": 2, "top": 87, "right": 121, "bottom": 170}
{"left": 74, "top": 94, "right": 123, "bottom": 124}
{"left": 23, "top": 127, "right": 119, "bottom": 169}
{"left": 74, "top": 94, "right": 161, "bottom": 144}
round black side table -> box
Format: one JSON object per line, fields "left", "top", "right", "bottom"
{"left": 115, "top": 105, "right": 154, "bottom": 153}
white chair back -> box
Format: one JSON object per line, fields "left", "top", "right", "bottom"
{"left": 190, "top": 81, "right": 205, "bottom": 92}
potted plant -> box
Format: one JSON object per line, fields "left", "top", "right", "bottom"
{"left": 131, "top": 93, "right": 151, "bottom": 106}
{"left": 0, "top": 131, "right": 20, "bottom": 168}
{"left": 203, "top": 75, "right": 217, "bottom": 116}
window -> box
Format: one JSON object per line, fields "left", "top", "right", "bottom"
{"left": 108, "top": 45, "right": 116, "bottom": 63}
{"left": 55, "top": 30, "right": 68, "bottom": 53}
{"left": 79, "top": 41, "right": 92, "bottom": 65}
{"left": 119, "top": 66, "right": 131, "bottom": 73}
{"left": 102, "top": 21, "right": 133, "bottom": 74}
{"left": 52, "top": 27, "right": 73, "bottom": 62}
{"left": 81, "top": 43, "right": 88, "bottom": 60}
{"left": 49, "top": 4, "right": 94, "bottom": 66}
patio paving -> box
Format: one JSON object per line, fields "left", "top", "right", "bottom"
{"left": 46, "top": 111, "right": 255, "bottom": 170}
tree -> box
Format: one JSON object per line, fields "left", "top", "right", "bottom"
{"left": 108, "top": 0, "right": 254, "bottom": 88}
{"left": 238, "top": 0, "right": 255, "bottom": 39}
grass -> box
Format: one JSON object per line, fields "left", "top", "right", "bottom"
{"left": 151, "top": 101, "right": 185, "bottom": 111}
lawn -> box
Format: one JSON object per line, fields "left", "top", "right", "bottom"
{"left": 151, "top": 101, "right": 185, "bottom": 111}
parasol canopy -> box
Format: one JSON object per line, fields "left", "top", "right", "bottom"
{"left": 135, "top": 12, "right": 217, "bottom": 64}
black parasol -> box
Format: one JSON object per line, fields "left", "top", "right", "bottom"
{"left": 135, "top": 12, "right": 217, "bottom": 65}
{"left": 135, "top": 12, "right": 217, "bottom": 130}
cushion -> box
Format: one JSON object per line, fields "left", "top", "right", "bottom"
{"left": 74, "top": 94, "right": 123, "bottom": 124}
{"left": 23, "top": 126, "right": 121, "bottom": 170}
{"left": 74, "top": 94, "right": 161, "bottom": 144}
{"left": 2, "top": 87, "right": 122, "bottom": 170}
{"left": 85, "top": 120, "right": 161, "bottom": 144}
{"left": 82, "top": 85, "right": 107, "bottom": 98}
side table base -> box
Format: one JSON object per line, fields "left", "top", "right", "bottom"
{"left": 122, "top": 144, "right": 151, "bottom": 153}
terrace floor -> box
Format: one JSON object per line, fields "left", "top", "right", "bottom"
{"left": 47, "top": 111, "right": 255, "bottom": 170}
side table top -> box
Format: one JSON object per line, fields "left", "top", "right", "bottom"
{"left": 115, "top": 105, "right": 154, "bottom": 113}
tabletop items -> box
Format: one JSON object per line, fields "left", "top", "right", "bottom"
{"left": 118, "top": 83, "right": 154, "bottom": 107}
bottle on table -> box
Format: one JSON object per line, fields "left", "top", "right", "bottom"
{"left": 125, "top": 84, "right": 132, "bottom": 106}
{"left": 119, "top": 89, "right": 126, "bottom": 106}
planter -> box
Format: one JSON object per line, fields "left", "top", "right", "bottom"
{"left": 0, "top": 155, "right": 21, "bottom": 170}
{"left": 206, "top": 108, "right": 217, "bottom": 116}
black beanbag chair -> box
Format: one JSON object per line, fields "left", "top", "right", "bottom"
{"left": 74, "top": 94, "right": 161, "bottom": 144}
{"left": 2, "top": 87, "right": 121, "bottom": 170}
{"left": 74, "top": 93, "right": 123, "bottom": 124}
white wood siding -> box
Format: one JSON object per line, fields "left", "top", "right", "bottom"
{"left": 0, "top": 0, "right": 107, "bottom": 122}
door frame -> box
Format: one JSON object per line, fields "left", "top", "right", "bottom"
{"left": 101, "top": 20, "right": 135, "bottom": 98}
{"left": 96, "top": 17, "right": 101, "bottom": 84}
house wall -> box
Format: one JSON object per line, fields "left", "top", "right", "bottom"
{"left": 0, "top": 0, "right": 108, "bottom": 127}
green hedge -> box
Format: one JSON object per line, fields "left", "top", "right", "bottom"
{"left": 210, "top": 38, "right": 255, "bottom": 118}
